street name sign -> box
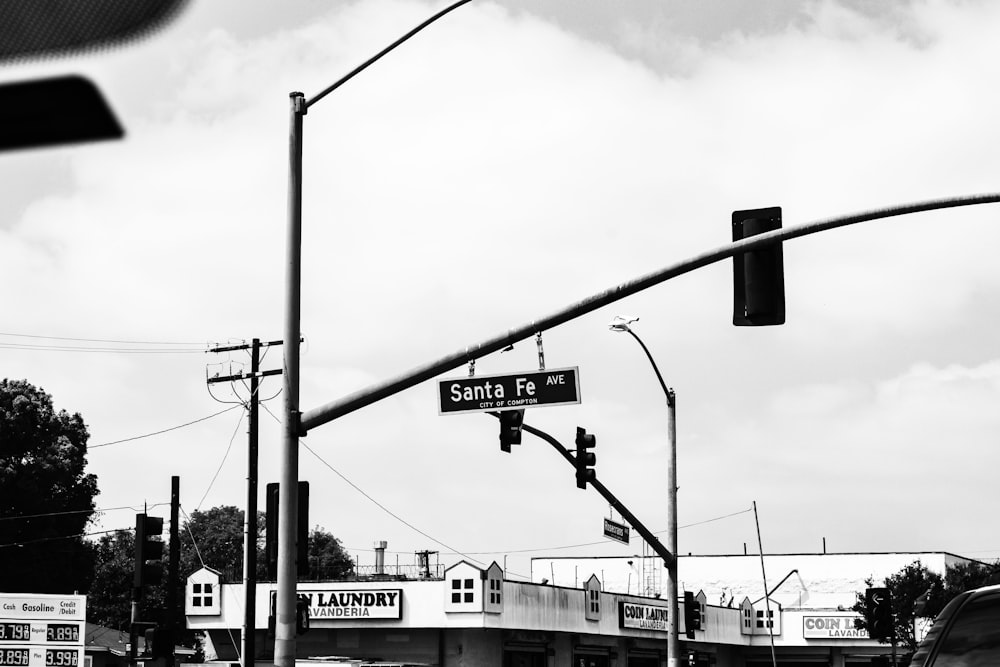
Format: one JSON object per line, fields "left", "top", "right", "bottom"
{"left": 603, "top": 518, "right": 630, "bottom": 544}
{"left": 438, "top": 367, "right": 581, "bottom": 415}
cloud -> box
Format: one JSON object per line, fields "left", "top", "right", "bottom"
{"left": 3, "top": 0, "right": 999, "bottom": 562}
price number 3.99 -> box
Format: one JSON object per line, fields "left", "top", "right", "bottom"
{"left": 45, "top": 650, "right": 78, "bottom": 667}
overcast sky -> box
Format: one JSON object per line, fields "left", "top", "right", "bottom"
{"left": 3, "top": 0, "right": 999, "bottom": 583}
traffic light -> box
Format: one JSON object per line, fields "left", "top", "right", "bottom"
{"left": 732, "top": 206, "right": 785, "bottom": 326}
{"left": 296, "top": 595, "right": 311, "bottom": 635}
{"left": 265, "top": 481, "right": 310, "bottom": 580}
{"left": 684, "top": 591, "right": 702, "bottom": 638}
{"left": 867, "top": 587, "right": 893, "bottom": 640}
{"left": 143, "top": 624, "right": 170, "bottom": 659}
{"left": 498, "top": 409, "right": 525, "bottom": 452}
{"left": 575, "top": 427, "right": 596, "bottom": 489}
{"left": 134, "top": 513, "right": 164, "bottom": 590}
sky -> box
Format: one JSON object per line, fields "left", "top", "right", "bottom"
{"left": 2, "top": 0, "right": 999, "bottom": 584}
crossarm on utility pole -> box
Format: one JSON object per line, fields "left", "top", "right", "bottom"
{"left": 510, "top": 416, "right": 676, "bottom": 570}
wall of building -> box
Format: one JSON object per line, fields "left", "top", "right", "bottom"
{"left": 532, "top": 552, "right": 972, "bottom": 610}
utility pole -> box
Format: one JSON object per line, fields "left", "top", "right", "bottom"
{"left": 165, "top": 476, "right": 180, "bottom": 667}
{"left": 207, "top": 339, "right": 284, "bottom": 667}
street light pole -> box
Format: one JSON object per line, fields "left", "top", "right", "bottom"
{"left": 276, "top": 91, "right": 306, "bottom": 667}
{"left": 609, "top": 317, "right": 680, "bottom": 667}
{"left": 276, "top": 5, "right": 474, "bottom": 667}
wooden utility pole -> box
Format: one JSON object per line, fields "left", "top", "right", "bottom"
{"left": 207, "top": 339, "right": 283, "bottom": 667}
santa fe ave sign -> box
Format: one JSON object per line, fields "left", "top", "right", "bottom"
{"left": 438, "top": 367, "right": 581, "bottom": 415}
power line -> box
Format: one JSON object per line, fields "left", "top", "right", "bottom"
{"left": 0, "top": 331, "right": 206, "bottom": 345}
{"left": 258, "top": 403, "right": 755, "bottom": 571}
{"left": 196, "top": 410, "right": 247, "bottom": 511}
{"left": 0, "top": 528, "right": 125, "bottom": 549}
{"left": 0, "top": 342, "right": 206, "bottom": 354}
{"left": 258, "top": 403, "right": 490, "bottom": 570}
{"left": 0, "top": 503, "right": 169, "bottom": 522}
{"left": 89, "top": 405, "right": 243, "bottom": 448}
{"left": 376, "top": 507, "right": 756, "bottom": 557}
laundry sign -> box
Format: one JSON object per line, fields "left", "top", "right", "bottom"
{"left": 619, "top": 601, "right": 669, "bottom": 632}
{"left": 802, "top": 615, "right": 869, "bottom": 639}
{"left": 288, "top": 589, "right": 404, "bottom": 620}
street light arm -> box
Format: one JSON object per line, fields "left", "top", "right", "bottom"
{"left": 624, "top": 328, "right": 673, "bottom": 407}
{"left": 300, "top": 193, "right": 1000, "bottom": 431}
{"left": 307, "top": 0, "right": 475, "bottom": 108}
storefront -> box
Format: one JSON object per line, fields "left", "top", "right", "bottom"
{"left": 186, "top": 554, "right": 913, "bottom": 666}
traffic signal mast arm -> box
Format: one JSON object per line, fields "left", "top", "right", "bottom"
{"left": 507, "top": 415, "right": 676, "bottom": 570}
{"left": 300, "top": 194, "right": 1000, "bottom": 432}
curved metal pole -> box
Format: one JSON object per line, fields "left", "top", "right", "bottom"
{"left": 617, "top": 326, "right": 680, "bottom": 667}
{"left": 301, "top": 192, "right": 1000, "bottom": 431}
{"left": 623, "top": 328, "right": 672, "bottom": 407}
{"left": 306, "top": 0, "right": 475, "bottom": 109}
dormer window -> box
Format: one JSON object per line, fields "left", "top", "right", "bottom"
{"left": 489, "top": 578, "right": 502, "bottom": 605}
{"left": 191, "top": 583, "right": 214, "bottom": 608}
{"left": 451, "top": 578, "right": 475, "bottom": 604}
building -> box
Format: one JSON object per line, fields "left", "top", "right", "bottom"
{"left": 185, "top": 551, "right": 975, "bottom": 667}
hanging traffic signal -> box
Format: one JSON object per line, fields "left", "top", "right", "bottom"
{"left": 575, "top": 427, "right": 596, "bottom": 489}
{"left": 732, "top": 206, "right": 785, "bottom": 326}
{"left": 265, "top": 481, "right": 311, "bottom": 580}
{"left": 498, "top": 409, "right": 525, "bottom": 452}
{"left": 143, "top": 623, "right": 171, "bottom": 659}
{"left": 684, "top": 591, "right": 703, "bottom": 637}
{"left": 134, "top": 513, "right": 164, "bottom": 591}
{"left": 867, "top": 587, "right": 893, "bottom": 640}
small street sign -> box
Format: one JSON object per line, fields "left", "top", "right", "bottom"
{"left": 603, "top": 518, "right": 630, "bottom": 544}
{"left": 438, "top": 367, "right": 581, "bottom": 415}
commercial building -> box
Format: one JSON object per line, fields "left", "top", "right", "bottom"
{"left": 185, "top": 550, "right": 974, "bottom": 667}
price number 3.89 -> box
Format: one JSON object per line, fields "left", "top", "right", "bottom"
{"left": 0, "top": 649, "right": 29, "bottom": 667}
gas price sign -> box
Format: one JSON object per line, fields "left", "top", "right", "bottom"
{"left": 0, "top": 647, "right": 81, "bottom": 667}
{"left": 0, "top": 624, "right": 80, "bottom": 645}
{"left": 0, "top": 594, "right": 85, "bottom": 667}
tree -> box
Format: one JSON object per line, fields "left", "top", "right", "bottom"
{"left": 179, "top": 506, "right": 353, "bottom": 582}
{"left": 853, "top": 562, "right": 944, "bottom": 653}
{"left": 306, "top": 527, "right": 354, "bottom": 581}
{"left": 853, "top": 559, "right": 1000, "bottom": 654}
{"left": 0, "top": 379, "right": 99, "bottom": 593}
{"left": 943, "top": 561, "right": 998, "bottom": 596}
{"left": 179, "top": 505, "right": 258, "bottom": 581}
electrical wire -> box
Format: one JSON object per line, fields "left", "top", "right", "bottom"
{"left": 258, "top": 403, "right": 757, "bottom": 573}
{"left": 259, "top": 402, "right": 490, "bottom": 569}
{"left": 368, "top": 507, "right": 756, "bottom": 557}
{"left": 196, "top": 409, "right": 247, "bottom": 511}
{"left": 0, "top": 342, "right": 206, "bottom": 354}
{"left": 300, "top": 440, "right": 488, "bottom": 569}
{"left": 0, "top": 528, "right": 125, "bottom": 549}
{"left": 0, "top": 503, "right": 169, "bottom": 522}
{"left": 0, "top": 331, "right": 205, "bottom": 345}
{"left": 89, "top": 405, "right": 243, "bottom": 448}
